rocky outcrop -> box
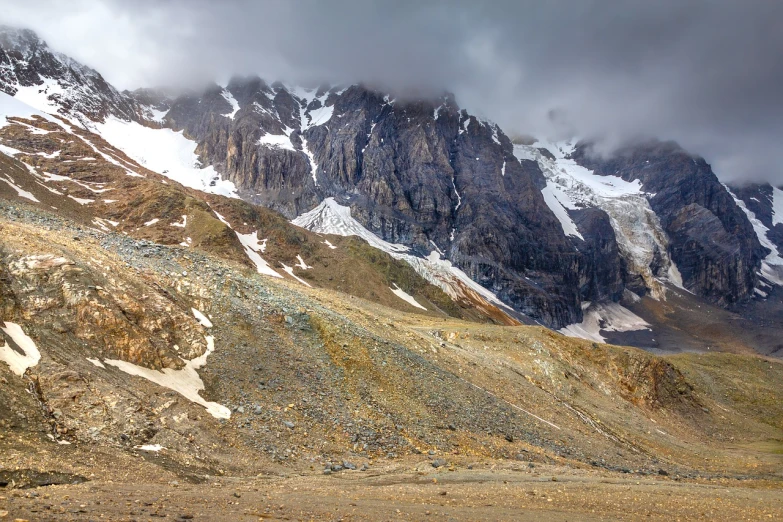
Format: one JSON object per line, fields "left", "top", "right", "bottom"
{"left": 572, "top": 141, "right": 765, "bottom": 306}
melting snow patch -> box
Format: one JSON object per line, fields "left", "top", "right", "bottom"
{"left": 540, "top": 183, "right": 582, "bottom": 239}
{"left": 86, "top": 357, "right": 105, "bottom": 368}
{"left": 0, "top": 175, "right": 39, "bottom": 202}
{"left": 171, "top": 215, "right": 187, "bottom": 228}
{"left": 451, "top": 178, "right": 462, "bottom": 211}
{"left": 144, "top": 218, "right": 160, "bottom": 227}
{"left": 301, "top": 137, "right": 319, "bottom": 185}
{"left": 306, "top": 104, "right": 334, "bottom": 128}
{"left": 559, "top": 302, "right": 650, "bottom": 343}
{"left": 220, "top": 89, "right": 240, "bottom": 119}
{"left": 295, "top": 255, "right": 312, "bottom": 270}
{"left": 191, "top": 308, "right": 213, "bottom": 328}
{"left": 772, "top": 187, "right": 783, "bottom": 226}
{"left": 0, "top": 322, "right": 41, "bottom": 377}
{"left": 68, "top": 195, "right": 93, "bottom": 205}
{"left": 280, "top": 263, "right": 312, "bottom": 287}
{"left": 104, "top": 335, "right": 230, "bottom": 419}
{"left": 236, "top": 231, "right": 282, "bottom": 278}
{"left": 519, "top": 142, "right": 685, "bottom": 298}
{"left": 390, "top": 284, "right": 427, "bottom": 310}
{"left": 0, "top": 91, "right": 57, "bottom": 128}
{"left": 293, "top": 199, "right": 513, "bottom": 312}
{"left": 135, "top": 444, "right": 165, "bottom": 452}
{"left": 293, "top": 198, "right": 410, "bottom": 253}
{"left": 323, "top": 239, "right": 337, "bottom": 249}
{"left": 727, "top": 186, "right": 783, "bottom": 286}
{"left": 211, "top": 210, "right": 232, "bottom": 228}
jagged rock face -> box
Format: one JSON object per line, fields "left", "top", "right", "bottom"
{"left": 570, "top": 208, "right": 626, "bottom": 302}
{"left": 572, "top": 141, "right": 764, "bottom": 305}
{"left": 0, "top": 27, "right": 141, "bottom": 123}
{"left": 165, "top": 80, "right": 582, "bottom": 327}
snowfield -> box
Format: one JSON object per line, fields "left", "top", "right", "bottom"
{"left": 94, "top": 117, "right": 239, "bottom": 198}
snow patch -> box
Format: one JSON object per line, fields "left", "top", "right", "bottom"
{"left": 772, "top": 187, "right": 783, "bottom": 226}
{"left": 280, "top": 262, "right": 312, "bottom": 287}
{"left": 1, "top": 88, "right": 59, "bottom": 127}
{"left": 191, "top": 308, "right": 213, "bottom": 328}
{"left": 726, "top": 186, "right": 783, "bottom": 286}
{"left": 144, "top": 218, "right": 160, "bottom": 227}
{"left": 540, "top": 183, "right": 582, "bottom": 239}
{"left": 451, "top": 178, "right": 462, "bottom": 211}
{"left": 559, "top": 302, "right": 650, "bottom": 343}
{"left": 293, "top": 198, "right": 410, "bottom": 253}
{"left": 220, "top": 89, "right": 240, "bottom": 119}
{"left": 86, "top": 357, "right": 105, "bottom": 368}
{"left": 293, "top": 199, "right": 512, "bottom": 313}
{"left": 0, "top": 322, "right": 41, "bottom": 377}
{"left": 236, "top": 231, "right": 282, "bottom": 278}
{"left": 295, "top": 255, "right": 312, "bottom": 270}
{"left": 136, "top": 444, "right": 165, "bottom": 452}
{"left": 104, "top": 335, "right": 230, "bottom": 419}
{"left": 301, "top": 136, "right": 318, "bottom": 185}
{"left": 68, "top": 195, "right": 93, "bottom": 205}
{"left": 0, "top": 175, "right": 39, "bottom": 202}
{"left": 519, "top": 142, "right": 681, "bottom": 297}
{"left": 258, "top": 132, "right": 295, "bottom": 151}
{"left": 390, "top": 284, "right": 427, "bottom": 310}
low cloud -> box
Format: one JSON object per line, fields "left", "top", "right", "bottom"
{"left": 3, "top": 0, "right": 782, "bottom": 184}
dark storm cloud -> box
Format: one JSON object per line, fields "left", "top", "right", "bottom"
{"left": 3, "top": 0, "right": 783, "bottom": 183}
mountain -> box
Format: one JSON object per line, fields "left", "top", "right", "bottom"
{"left": 2, "top": 26, "right": 780, "bottom": 340}
{"left": 1, "top": 26, "right": 783, "bottom": 519}
{"left": 160, "top": 80, "right": 776, "bottom": 336}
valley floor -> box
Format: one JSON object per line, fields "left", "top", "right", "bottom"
{"left": 2, "top": 460, "right": 783, "bottom": 521}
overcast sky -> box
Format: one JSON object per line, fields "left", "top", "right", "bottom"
{"left": 2, "top": 0, "right": 782, "bottom": 184}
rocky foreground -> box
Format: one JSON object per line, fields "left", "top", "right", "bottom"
{"left": 1, "top": 200, "right": 782, "bottom": 520}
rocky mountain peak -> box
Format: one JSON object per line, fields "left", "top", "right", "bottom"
{"left": 0, "top": 26, "right": 141, "bottom": 124}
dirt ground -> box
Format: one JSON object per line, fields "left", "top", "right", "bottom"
{"left": 1, "top": 456, "right": 782, "bottom": 522}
